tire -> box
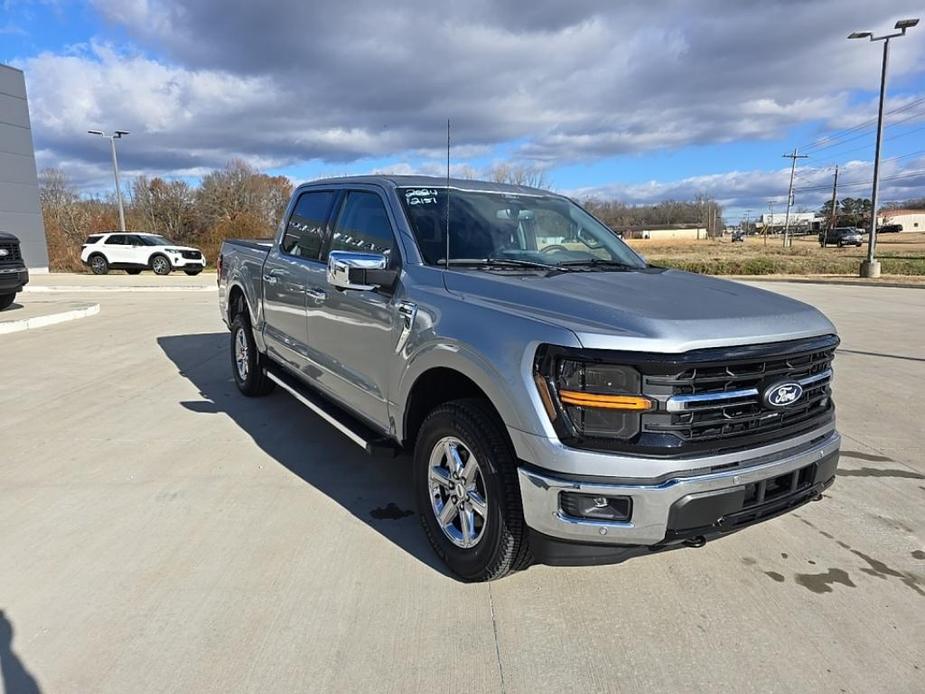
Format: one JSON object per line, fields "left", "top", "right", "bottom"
{"left": 414, "top": 398, "right": 532, "bottom": 581}
{"left": 230, "top": 313, "right": 275, "bottom": 397}
{"left": 0, "top": 293, "right": 15, "bottom": 311}
{"left": 88, "top": 254, "right": 109, "bottom": 275}
{"left": 125, "top": 269, "right": 142, "bottom": 275}
{"left": 151, "top": 254, "right": 172, "bottom": 275}
{"left": 184, "top": 268, "right": 202, "bottom": 276}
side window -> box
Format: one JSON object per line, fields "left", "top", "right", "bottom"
{"left": 329, "top": 191, "right": 398, "bottom": 264}
{"left": 107, "top": 234, "right": 126, "bottom": 245}
{"left": 84, "top": 235, "right": 103, "bottom": 245}
{"left": 282, "top": 191, "right": 334, "bottom": 260}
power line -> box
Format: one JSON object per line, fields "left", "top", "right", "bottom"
{"left": 798, "top": 97, "right": 925, "bottom": 153}
{"left": 795, "top": 168, "right": 925, "bottom": 193}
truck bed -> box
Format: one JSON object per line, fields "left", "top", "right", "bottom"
{"left": 218, "top": 238, "right": 274, "bottom": 327}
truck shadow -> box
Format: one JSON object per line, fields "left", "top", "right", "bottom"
{"left": 157, "top": 332, "right": 454, "bottom": 579}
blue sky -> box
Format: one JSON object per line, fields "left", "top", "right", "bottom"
{"left": 4, "top": 1, "right": 924, "bottom": 222}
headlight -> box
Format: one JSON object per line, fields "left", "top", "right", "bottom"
{"left": 534, "top": 346, "right": 652, "bottom": 442}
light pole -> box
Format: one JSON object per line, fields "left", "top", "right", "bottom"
{"left": 88, "top": 129, "right": 130, "bottom": 232}
{"left": 848, "top": 18, "right": 919, "bottom": 278}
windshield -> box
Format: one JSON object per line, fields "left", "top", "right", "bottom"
{"left": 397, "top": 188, "right": 645, "bottom": 269}
{"left": 138, "top": 235, "right": 174, "bottom": 246}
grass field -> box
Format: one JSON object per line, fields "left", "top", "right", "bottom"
{"left": 626, "top": 232, "right": 925, "bottom": 277}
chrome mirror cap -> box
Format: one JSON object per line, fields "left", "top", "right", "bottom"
{"left": 327, "top": 250, "right": 388, "bottom": 291}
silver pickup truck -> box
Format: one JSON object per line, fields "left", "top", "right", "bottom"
{"left": 218, "top": 175, "right": 840, "bottom": 581}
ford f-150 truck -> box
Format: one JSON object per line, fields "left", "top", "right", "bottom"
{"left": 218, "top": 176, "right": 840, "bottom": 581}
{"left": 0, "top": 232, "right": 29, "bottom": 311}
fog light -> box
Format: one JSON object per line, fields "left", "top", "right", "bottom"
{"left": 560, "top": 492, "right": 632, "bottom": 521}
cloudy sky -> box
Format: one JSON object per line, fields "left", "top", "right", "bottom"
{"left": 4, "top": 0, "right": 925, "bottom": 221}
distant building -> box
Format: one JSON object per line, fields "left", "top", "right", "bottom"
{"left": 757, "top": 212, "right": 822, "bottom": 228}
{"left": 879, "top": 209, "right": 925, "bottom": 232}
{"left": 619, "top": 225, "right": 708, "bottom": 240}
{"left": 0, "top": 64, "right": 47, "bottom": 271}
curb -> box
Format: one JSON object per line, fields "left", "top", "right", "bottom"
{"left": 0, "top": 303, "right": 101, "bottom": 335}
{"left": 23, "top": 285, "right": 217, "bottom": 293}
{"left": 725, "top": 276, "right": 925, "bottom": 289}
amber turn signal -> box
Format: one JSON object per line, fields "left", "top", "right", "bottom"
{"left": 558, "top": 391, "right": 653, "bottom": 411}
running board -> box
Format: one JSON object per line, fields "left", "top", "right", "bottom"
{"left": 266, "top": 367, "right": 400, "bottom": 456}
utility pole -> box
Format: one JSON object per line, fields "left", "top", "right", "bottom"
{"left": 766, "top": 201, "right": 773, "bottom": 246}
{"left": 827, "top": 165, "right": 839, "bottom": 235}
{"left": 782, "top": 148, "right": 808, "bottom": 248}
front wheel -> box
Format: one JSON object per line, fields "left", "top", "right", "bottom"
{"left": 0, "top": 293, "right": 15, "bottom": 310}
{"left": 414, "top": 398, "right": 531, "bottom": 581}
{"left": 230, "top": 313, "right": 275, "bottom": 396}
{"left": 151, "top": 255, "right": 172, "bottom": 275}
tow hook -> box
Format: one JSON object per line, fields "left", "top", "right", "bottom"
{"left": 684, "top": 535, "right": 707, "bottom": 548}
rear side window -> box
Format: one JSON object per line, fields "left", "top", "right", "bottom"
{"left": 84, "top": 235, "right": 103, "bottom": 245}
{"left": 328, "top": 191, "right": 398, "bottom": 263}
{"left": 282, "top": 191, "right": 334, "bottom": 260}
{"left": 107, "top": 234, "right": 127, "bottom": 245}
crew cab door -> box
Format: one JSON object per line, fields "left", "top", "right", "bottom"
{"left": 303, "top": 189, "right": 403, "bottom": 432}
{"left": 261, "top": 189, "right": 336, "bottom": 372}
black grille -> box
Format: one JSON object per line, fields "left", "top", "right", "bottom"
{"left": 0, "top": 241, "right": 22, "bottom": 266}
{"left": 643, "top": 336, "right": 836, "bottom": 447}
{"left": 181, "top": 250, "right": 202, "bottom": 260}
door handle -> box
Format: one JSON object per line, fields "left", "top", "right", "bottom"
{"left": 263, "top": 269, "right": 284, "bottom": 285}
{"left": 306, "top": 287, "right": 327, "bottom": 301}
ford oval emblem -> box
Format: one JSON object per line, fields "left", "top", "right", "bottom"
{"left": 763, "top": 381, "right": 804, "bottom": 408}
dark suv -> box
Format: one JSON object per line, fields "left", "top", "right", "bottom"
{"left": 819, "top": 227, "right": 863, "bottom": 248}
{"left": 0, "top": 232, "right": 29, "bottom": 310}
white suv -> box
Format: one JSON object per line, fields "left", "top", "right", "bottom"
{"left": 80, "top": 232, "right": 207, "bottom": 276}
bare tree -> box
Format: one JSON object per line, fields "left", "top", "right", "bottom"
{"left": 487, "top": 162, "right": 549, "bottom": 189}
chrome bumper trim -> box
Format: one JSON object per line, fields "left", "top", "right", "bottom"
{"left": 517, "top": 430, "right": 840, "bottom": 545}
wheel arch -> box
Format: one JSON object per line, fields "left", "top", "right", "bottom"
{"left": 401, "top": 365, "right": 510, "bottom": 450}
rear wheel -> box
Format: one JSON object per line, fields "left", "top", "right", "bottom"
{"left": 151, "top": 255, "right": 172, "bottom": 275}
{"left": 89, "top": 254, "right": 109, "bottom": 275}
{"left": 0, "top": 293, "right": 15, "bottom": 310}
{"left": 414, "top": 398, "right": 531, "bottom": 581}
{"left": 230, "top": 313, "right": 275, "bottom": 396}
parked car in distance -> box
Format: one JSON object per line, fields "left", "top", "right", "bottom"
{"left": 0, "top": 231, "right": 29, "bottom": 310}
{"left": 731, "top": 230, "right": 746, "bottom": 243}
{"left": 218, "top": 175, "right": 841, "bottom": 581}
{"left": 880, "top": 223, "right": 903, "bottom": 233}
{"left": 80, "top": 232, "right": 206, "bottom": 276}
{"left": 819, "top": 227, "right": 863, "bottom": 248}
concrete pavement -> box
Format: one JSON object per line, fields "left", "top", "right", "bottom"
{"left": 0, "top": 282, "right": 922, "bottom": 693}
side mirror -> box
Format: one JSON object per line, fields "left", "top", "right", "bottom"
{"left": 327, "top": 250, "right": 397, "bottom": 291}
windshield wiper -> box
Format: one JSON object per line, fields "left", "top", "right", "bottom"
{"left": 555, "top": 258, "right": 642, "bottom": 270}
{"left": 439, "top": 258, "right": 559, "bottom": 271}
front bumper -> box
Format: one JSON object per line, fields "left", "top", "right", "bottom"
{"left": 0, "top": 267, "right": 28, "bottom": 292}
{"left": 170, "top": 256, "right": 206, "bottom": 269}
{"left": 518, "top": 429, "right": 840, "bottom": 550}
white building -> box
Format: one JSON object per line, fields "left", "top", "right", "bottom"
{"left": 879, "top": 209, "right": 925, "bottom": 232}
{"left": 757, "top": 212, "right": 821, "bottom": 228}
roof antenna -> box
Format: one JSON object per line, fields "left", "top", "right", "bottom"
{"left": 445, "top": 118, "right": 451, "bottom": 268}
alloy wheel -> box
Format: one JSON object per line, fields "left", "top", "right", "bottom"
{"left": 428, "top": 436, "right": 488, "bottom": 548}
{"left": 235, "top": 327, "right": 249, "bottom": 381}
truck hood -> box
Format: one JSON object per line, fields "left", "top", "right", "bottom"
{"left": 443, "top": 268, "right": 836, "bottom": 352}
